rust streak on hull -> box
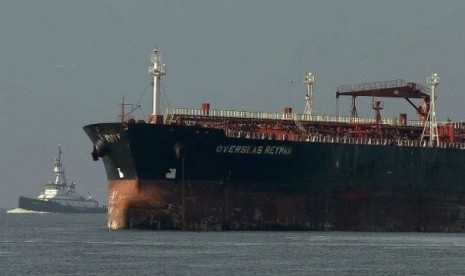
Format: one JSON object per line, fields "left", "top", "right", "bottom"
{"left": 108, "top": 179, "right": 332, "bottom": 231}
{"left": 107, "top": 178, "right": 465, "bottom": 231}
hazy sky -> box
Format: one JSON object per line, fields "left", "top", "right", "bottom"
{"left": 1, "top": 0, "right": 465, "bottom": 208}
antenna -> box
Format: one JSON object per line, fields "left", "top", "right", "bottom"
{"left": 53, "top": 144, "right": 67, "bottom": 185}
{"left": 148, "top": 49, "right": 166, "bottom": 123}
{"left": 303, "top": 72, "right": 315, "bottom": 118}
{"left": 118, "top": 96, "right": 141, "bottom": 122}
{"left": 421, "top": 73, "right": 440, "bottom": 146}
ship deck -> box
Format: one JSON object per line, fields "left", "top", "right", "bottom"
{"left": 163, "top": 107, "right": 465, "bottom": 150}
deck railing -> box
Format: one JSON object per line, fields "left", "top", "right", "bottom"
{"left": 166, "top": 107, "right": 465, "bottom": 149}
{"left": 167, "top": 107, "right": 439, "bottom": 127}
{"left": 336, "top": 79, "right": 428, "bottom": 94}
{"left": 223, "top": 131, "right": 465, "bottom": 150}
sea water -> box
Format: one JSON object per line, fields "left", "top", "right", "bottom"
{"left": 1, "top": 210, "right": 465, "bottom": 276}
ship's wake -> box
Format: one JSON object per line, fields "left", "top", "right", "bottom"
{"left": 6, "top": 208, "right": 49, "bottom": 214}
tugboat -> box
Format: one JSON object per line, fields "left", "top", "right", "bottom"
{"left": 17, "top": 145, "right": 107, "bottom": 213}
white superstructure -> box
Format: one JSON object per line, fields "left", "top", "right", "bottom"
{"left": 36, "top": 145, "right": 100, "bottom": 208}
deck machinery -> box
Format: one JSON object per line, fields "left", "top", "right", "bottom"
{"left": 164, "top": 78, "right": 463, "bottom": 146}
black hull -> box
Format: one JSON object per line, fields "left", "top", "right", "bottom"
{"left": 84, "top": 123, "right": 465, "bottom": 231}
{"left": 18, "top": 196, "right": 107, "bottom": 214}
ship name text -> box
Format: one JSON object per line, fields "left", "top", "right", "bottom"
{"left": 98, "top": 133, "right": 120, "bottom": 144}
{"left": 216, "top": 145, "right": 292, "bottom": 155}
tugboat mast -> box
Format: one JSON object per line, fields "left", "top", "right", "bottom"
{"left": 148, "top": 49, "right": 167, "bottom": 124}
{"left": 53, "top": 145, "right": 67, "bottom": 186}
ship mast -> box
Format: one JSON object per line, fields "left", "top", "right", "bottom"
{"left": 303, "top": 72, "right": 315, "bottom": 118}
{"left": 148, "top": 49, "right": 167, "bottom": 124}
{"left": 119, "top": 96, "right": 125, "bottom": 123}
{"left": 421, "top": 73, "right": 440, "bottom": 146}
{"left": 53, "top": 145, "right": 67, "bottom": 186}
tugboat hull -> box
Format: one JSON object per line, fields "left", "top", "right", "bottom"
{"left": 18, "top": 196, "right": 107, "bottom": 213}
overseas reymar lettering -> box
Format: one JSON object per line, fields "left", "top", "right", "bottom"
{"left": 216, "top": 145, "right": 292, "bottom": 155}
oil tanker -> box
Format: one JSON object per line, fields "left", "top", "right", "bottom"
{"left": 84, "top": 49, "right": 465, "bottom": 231}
